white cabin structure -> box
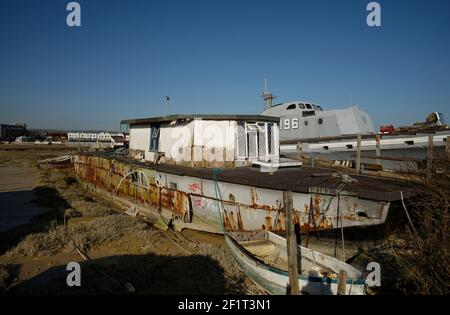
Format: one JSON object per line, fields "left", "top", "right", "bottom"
{"left": 121, "top": 115, "right": 280, "bottom": 167}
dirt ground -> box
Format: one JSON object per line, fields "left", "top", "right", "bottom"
{"left": 0, "top": 167, "right": 51, "bottom": 232}
{"left": 0, "top": 145, "right": 261, "bottom": 295}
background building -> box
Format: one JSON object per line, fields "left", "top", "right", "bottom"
{"left": 67, "top": 131, "right": 125, "bottom": 142}
{"left": 0, "top": 123, "right": 28, "bottom": 141}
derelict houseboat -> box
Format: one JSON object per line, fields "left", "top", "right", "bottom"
{"left": 73, "top": 114, "right": 410, "bottom": 235}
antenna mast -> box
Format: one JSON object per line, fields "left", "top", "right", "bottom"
{"left": 262, "top": 79, "right": 276, "bottom": 110}
{"left": 165, "top": 96, "right": 171, "bottom": 116}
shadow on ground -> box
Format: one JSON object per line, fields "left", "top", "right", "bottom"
{"left": 0, "top": 186, "right": 69, "bottom": 255}
{"left": 7, "top": 253, "right": 246, "bottom": 295}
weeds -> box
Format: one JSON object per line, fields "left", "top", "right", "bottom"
{"left": 394, "top": 157, "right": 450, "bottom": 295}
{"left": 69, "top": 200, "right": 118, "bottom": 217}
{"left": 7, "top": 226, "right": 69, "bottom": 257}
{"left": 7, "top": 215, "right": 160, "bottom": 257}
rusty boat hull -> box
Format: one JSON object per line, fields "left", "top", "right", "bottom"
{"left": 72, "top": 151, "right": 411, "bottom": 235}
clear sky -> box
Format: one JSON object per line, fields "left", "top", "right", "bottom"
{"left": 0, "top": 0, "right": 449, "bottom": 131}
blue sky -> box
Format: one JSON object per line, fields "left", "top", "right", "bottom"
{"left": 0, "top": 0, "right": 449, "bottom": 130}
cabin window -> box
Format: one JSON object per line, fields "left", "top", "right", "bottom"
{"left": 236, "top": 122, "right": 276, "bottom": 160}
{"left": 150, "top": 125, "right": 160, "bottom": 151}
{"left": 318, "top": 118, "right": 323, "bottom": 125}
{"left": 317, "top": 106, "right": 323, "bottom": 111}
{"left": 267, "top": 123, "right": 275, "bottom": 154}
{"left": 302, "top": 110, "right": 315, "bottom": 117}
{"left": 313, "top": 105, "right": 318, "bottom": 110}
{"left": 357, "top": 211, "right": 368, "bottom": 218}
{"left": 286, "top": 104, "right": 297, "bottom": 110}
{"left": 236, "top": 122, "right": 247, "bottom": 158}
{"left": 298, "top": 103, "right": 305, "bottom": 109}
{"left": 305, "top": 104, "right": 312, "bottom": 109}
{"left": 247, "top": 124, "right": 258, "bottom": 158}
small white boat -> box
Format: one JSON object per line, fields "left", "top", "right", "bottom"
{"left": 225, "top": 230, "right": 366, "bottom": 295}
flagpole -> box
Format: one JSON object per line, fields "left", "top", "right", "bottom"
{"left": 165, "top": 96, "right": 170, "bottom": 116}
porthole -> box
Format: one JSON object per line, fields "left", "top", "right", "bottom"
{"left": 318, "top": 118, "right": 323, "bottom": 125}
{"left": 155, "top": 174, "right": 162, "bottom": 187}
{"left": 304, "top": 120, "right": 309, "bottom": 126}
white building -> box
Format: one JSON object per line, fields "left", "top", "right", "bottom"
{"left": 121, "top": 115, "right": 280, "bottom": 167}
{"left": 68, "top": 131, "right": 124, "bottom": 142}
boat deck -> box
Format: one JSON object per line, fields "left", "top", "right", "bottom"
{"left": 86, "top": 151, "right": 413, "bottom": 202}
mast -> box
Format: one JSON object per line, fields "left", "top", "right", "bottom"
{"left": 165, "top": 96, "right": 170, "bottom": 116}
{"left": 262, "top": 79, "right": 276, "bottom": 110}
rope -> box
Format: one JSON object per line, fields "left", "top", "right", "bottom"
{"left": 115, "top": 170, "right": 135, "bottom": 195}
{"left": 400, "top": 191, "right": 417, "bottom": 234}
{"left": 212, "top": 168, "right": 226, "bottom": 234}
{"left": 334, "top": 181, "right": 348, "bottom": 261}
{"left": 273, "top": 201, "right": 283, "bottom": 231}
{"left": 63, "top": 219, "right": 135, "bottom": 293}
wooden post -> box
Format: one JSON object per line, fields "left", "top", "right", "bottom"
{"left": 355, "top": 134, "right": 362, "bottom": 173}
{"left": 284, "top": 191, "right": 300, "bottom": 295}
{"left": 375, "top": 134, "right": 381, "bottom": 166}
{"left": 337, "top": 270, "right": 347, "bottom": 295}
{"left": 427, "top": 135, "right": 433, "bottom": 177}
{"left": 305, "top": 195, "right": 313, "bottom": 248}
{"left": 446, "top": 136, "right": 450, "bottom": 157}
{"left": 296, "top": 142, "right": 301, "bottom": 161}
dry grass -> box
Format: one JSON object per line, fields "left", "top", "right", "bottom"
{"left": 69, "top": 200, "right": 118, "bottom": 217}
{"left": 393, "top": 157, "right": 450, "bottom": 295}
{"left": 0, "top": 146, "right": 76, "bottom": 168}
{"left": 37, "top": 168, "right": 120, "bottom": 218}
{"left": 7, "top": 215, "right": 160, "bottom": 257}
{"left": 7, "top": 226, "right": 69, "bottom": 257}
{"left": 68, "top": 215, "right": 160, "bottom": 252}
